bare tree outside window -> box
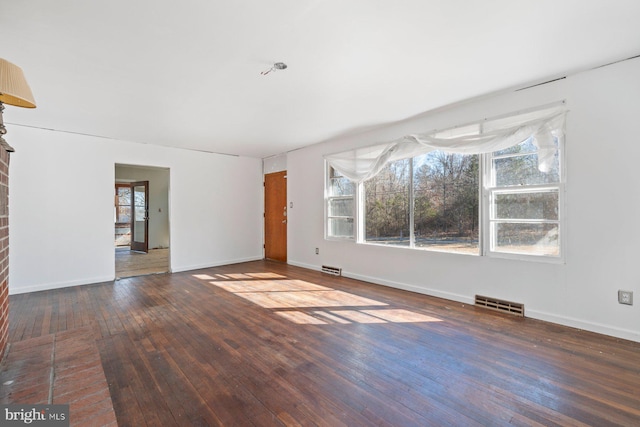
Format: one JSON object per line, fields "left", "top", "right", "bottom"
{"left": 365, "top": 159, "right": 411, "bottom": 246}
{"left": 413, "top": 152, "right": 478, "bottom": 253}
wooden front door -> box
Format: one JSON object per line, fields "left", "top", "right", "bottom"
{"left": 264, "top": 171, "right": 287, "bottom": 262}
{"left": 130, "top": 181, "right": 149, "bottom": 253}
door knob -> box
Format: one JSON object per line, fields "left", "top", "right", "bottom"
{"left": 282, "top": 220, "right": 287, "bottom": 224}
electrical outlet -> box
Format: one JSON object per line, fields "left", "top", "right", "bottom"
{"left": 618, "top": 290, "right": 633, "bottom": 305}
{"left": 315, "top": 248, "right": 319, "bottom": 255}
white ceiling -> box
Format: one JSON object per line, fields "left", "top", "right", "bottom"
{"left": 2, "top": 1, "right": 640, "bottom": 158}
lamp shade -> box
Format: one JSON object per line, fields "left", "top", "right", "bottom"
{"left": 0, "top": 58, "right": 36, "bottom": 108}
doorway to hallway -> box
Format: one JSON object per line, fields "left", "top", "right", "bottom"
{"left": 115, "top": 164, "right": 170, "bottom": 278}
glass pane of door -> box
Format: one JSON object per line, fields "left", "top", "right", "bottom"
{"left": 131, "top": 181, "right": 149, "bottom": 252}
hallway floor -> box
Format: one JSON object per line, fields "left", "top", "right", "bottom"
{"left": 115, "top": 247, "right": 169, "bottom": 278}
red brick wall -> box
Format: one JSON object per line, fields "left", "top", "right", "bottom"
{"left": 0, "top": 146, "right": 9, "bottom": 360}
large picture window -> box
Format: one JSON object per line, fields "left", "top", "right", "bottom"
{"left": 325, "top": 104, "right": 566, "bottom": 261}
{"left": 362, "top": 153, "right": 479, "bottom": 254}
{"left": 413, "top": 151, "right": 479, "bottom": 253}
{"left": 365, "top": 159, "right": 410, "bottom": 246}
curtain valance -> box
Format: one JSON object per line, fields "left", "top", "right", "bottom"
{"left": 324, "top": 105, "right": 567, "bottom": 183}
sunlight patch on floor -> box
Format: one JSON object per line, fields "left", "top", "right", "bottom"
{"left": 193, "top": 272, "right": 287, "bottom": 281}
{"left": 313, "top": 311, "right": 352, "bottom": 324}
{"left": 234, "top": 290, "right": 387, "bottom": 309}
{"left": 276, "top": 309, "right": 442, "bottom": 325}
{"left": 360, "top": 309, "right": 442, "bottom": 323}
{"left": 224, "top": 273, "right": 254, "bottom": 279}
{"left": 276, "top": 311, "right": 328, "bottom": 325}
{"left": 245, "top": 272, "right": 287, "bottom": 279}
{"left": 328, "top": 310, "right": 387, "bottom": 323}
{"left": 209, "top": 279, "right": 331, "bottom": 293}
{"left": 192, "top": 271, "right": 443, "bottom": 326}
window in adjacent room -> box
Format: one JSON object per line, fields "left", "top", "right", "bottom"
{"left": 115, "top": 184, "right": 131, "bottom": 224}
{"left": 115, "top": 183, "right": 132, "bottom": 247}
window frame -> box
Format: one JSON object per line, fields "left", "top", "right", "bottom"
{"left": 325, "top": 163, "right": 356, "bottom": 240}
{"left": 362, "top": 157, "right": 413, "bottom": 248}
{"left": 359, "top": 154, "right": 481, "bottom": 255}
{"left": 324, "top": 105, "right": 566, "bottom": 263}
{"left": 482, "top": 139, "right": 565, "bottom": 263}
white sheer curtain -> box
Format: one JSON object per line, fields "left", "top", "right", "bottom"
{"left": 325, "top": 105, "right": 567, "bottom": 182}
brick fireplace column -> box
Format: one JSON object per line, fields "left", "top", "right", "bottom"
{"left": 0, "top": 145, "right": 10, "bottom": 360}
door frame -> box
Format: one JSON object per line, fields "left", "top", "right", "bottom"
{"left": 114, "top": 163, "right": 172, "bottom": 267}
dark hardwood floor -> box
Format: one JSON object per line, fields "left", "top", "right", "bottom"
{"left": 7, "top": 260, "right": 640, "bottom": 426}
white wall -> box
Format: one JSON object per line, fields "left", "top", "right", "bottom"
{"left": 263, "top": 154, "right": 287, "bottom": 174}
{"left": 287, "top": 56, "right": 640, "bottom": 342}
{"left": 9, "top": 129, "right": 263, "bottom": 294}
{"left": 115, "top": 164, "right": 170, "bottom": 249}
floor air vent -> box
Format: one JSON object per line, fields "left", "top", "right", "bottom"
{"left": 321, "top": 265, "right": 342, "bottom": 276}
{"left": 475, "top": 295, "right": 524, "bottom": 317}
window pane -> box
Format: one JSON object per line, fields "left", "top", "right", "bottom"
{"left": 117, "top": 187, "right": 131, "bottom": 205}
{"left": 493, "top": 136, "right": 538, "bottom": 157}
{"left": 328, "top": 198, "right": 353, "bottom": 217}
{"left": 413, "top": 151, "right": 479, "bottom": 253}
{"left": 328, "top": 218, "right": 354, "bottom": 238}
{"left": 495, "top": 191, "right": 558, "bottom": 220}
{"left": 134, "top": 192, "right": 146, "bottom": 206}
{"left": 135, "top": 206, "right": 146, "bottom": 220}
{"left": 330, "top": 167, "right": 345, "bottom": 179}
{"left": 329, "top": 177, "right": 354, "bottom": 197}
{"left": 414, "top": 239, "right": 479, "bottom": 254}
{"left": 365, "top": 159, "right": 410, "bottom": 246}
{"left": 327, "top": 167, "right": 355, "bottom": 238}
{"left": 117, "top": 206, "right": 131, "bottom": 223}
{"left": 494, "top": 152, "right": 559, "bottom": 186}
{"left": 493, "top": 222, "right": 559, "bottom": 256}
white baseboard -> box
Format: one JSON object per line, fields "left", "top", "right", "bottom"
{"left": 342, "top": 270, "right": 475, "bottom": 305}
{"left": 288, "top": 260, "right": 474, "bottom": 304}
{"left": 9, "top": 275, "right": 115, "bottom": 295}
{"left": 526, "top": 309, "right": 640, "bottom": 343}
{"left": 171, "top": 256, "right": 264, "bottom": 273}
{"left": 287, "top": 260, "right": 640, "bottom": 343}
{"left": 287, "top": 260, "right": 321, "bottom": 271}
{"left": 12, "top": 257, "right": 639, "bottom": 343}
{"left": 9, "top": 256, "right": 265, "bottom": 295}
